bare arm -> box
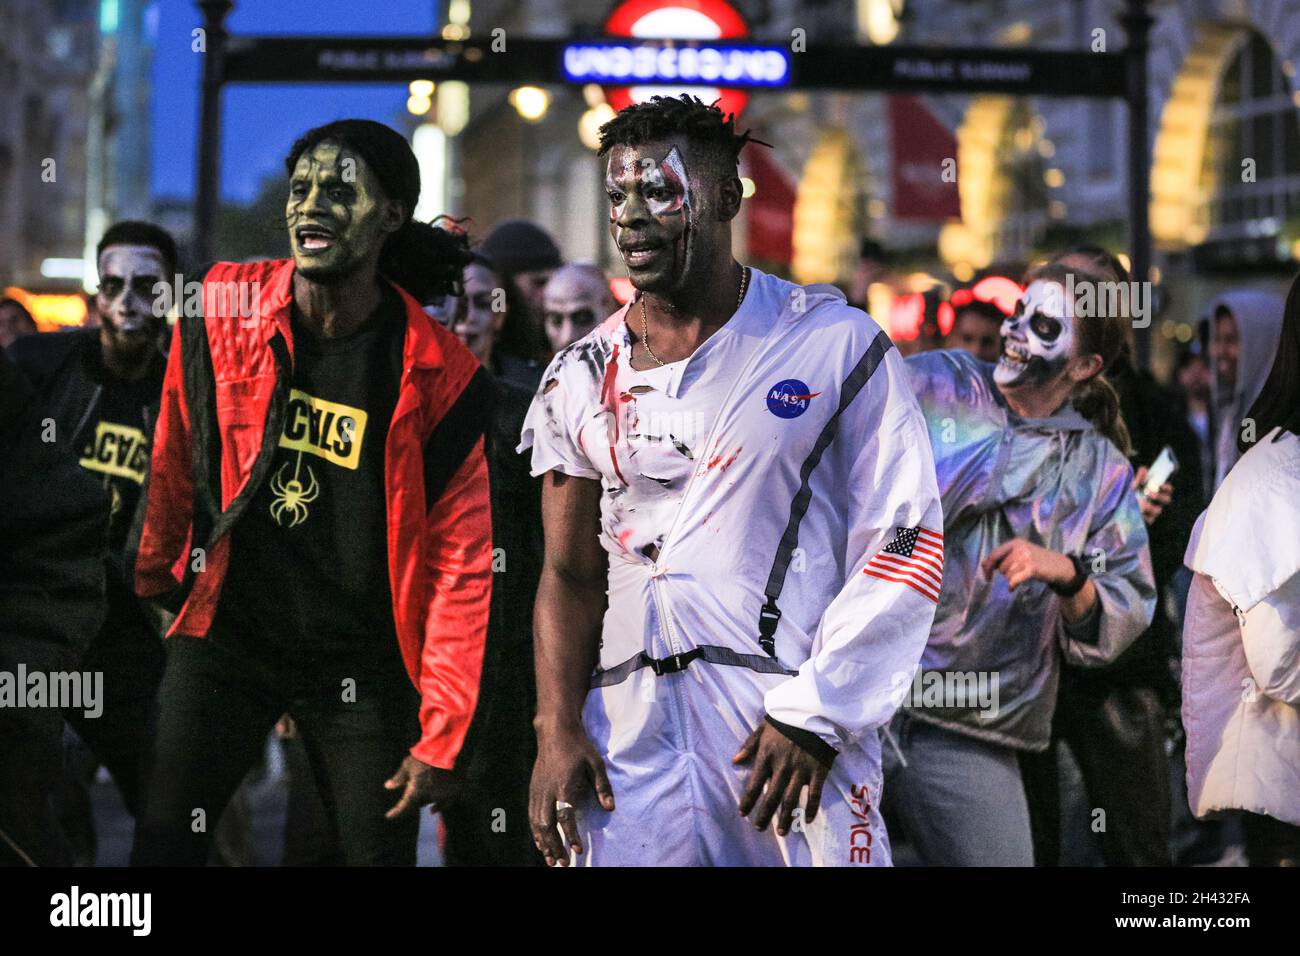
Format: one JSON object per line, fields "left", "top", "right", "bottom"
{"left": 533, "top": 471, "right": 607, "bottom": 733}
{"left": 528, "top": 470, "right": 614, "bottom": 866}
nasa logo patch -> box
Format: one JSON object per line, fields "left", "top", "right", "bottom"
{"left": 766, "top": 379, "right": 820, "bottom": 419}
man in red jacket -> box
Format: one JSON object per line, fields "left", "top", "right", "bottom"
{"left": 132, "top": 120, "right": 494, "bottom": 865}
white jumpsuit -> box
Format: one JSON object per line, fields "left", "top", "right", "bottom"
{"left": 520, "top": 269, "right": 942, "bottom": 865}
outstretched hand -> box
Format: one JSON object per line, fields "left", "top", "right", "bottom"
{"left": 981, "top": 539, "right": 1075, "bottom": 590}
{"left": 384, "top": 755, "right": 457, "bottom": 819}
{"left": 734, "top": 722, "right": 830, "bottom": 837}
{"left": 529, "top": 723, "right": 615, "bottom": 867}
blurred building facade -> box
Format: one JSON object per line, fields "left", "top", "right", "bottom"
{"left": 84, "top": 0, "right": 158, "bottom": 287}
{"left": 0, "top": 0, "right": 154, "bottom": 310}
{"left": 905, "top": 0, "right": 1300, "bottom": 366}
{"left": 436, "top": 0, "right": 1300, "bottom": 370}
{"left": 0, "top": 0, "right": 98, "bottom": 291}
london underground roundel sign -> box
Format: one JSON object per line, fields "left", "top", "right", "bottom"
{"left": 604, "top": 0, "right": 752, "bottom": 118}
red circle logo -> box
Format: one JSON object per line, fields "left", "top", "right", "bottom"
{"left": 603, "top": 0, "right": 751, "bottom": 118}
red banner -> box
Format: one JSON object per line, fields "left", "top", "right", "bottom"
{"left": 889, "top": 95, "right": 960, "bottom": 222}
{"left": 744, "top": 145, "right": 795, "bottom": 266}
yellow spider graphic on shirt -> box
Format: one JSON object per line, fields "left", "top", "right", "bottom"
{"left": 269, "top": 455, "right": 319, "bottom": 527}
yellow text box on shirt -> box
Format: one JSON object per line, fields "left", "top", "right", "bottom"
{"left": 278, "top": 388, "right": 368, "bottom": 470}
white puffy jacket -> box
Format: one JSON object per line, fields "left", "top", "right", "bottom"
{"left": 1183, "top": 427, "right": 1300, "bottom": 826}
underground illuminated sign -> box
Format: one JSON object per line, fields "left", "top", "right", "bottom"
{"left": 594, "top": 0, "right": 761, "bottom": 117}
{"left": 562, "top": 42, "right": 790, "bottom": 87}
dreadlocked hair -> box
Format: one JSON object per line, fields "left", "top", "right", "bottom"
{"left": 596, "top": 94, "right": 770, "bottom": 175}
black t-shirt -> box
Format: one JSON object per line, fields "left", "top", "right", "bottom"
{"left": 76, "top": 360, "right": 160, "bottom": 555}
{"left": 216, "top": 285, "right": 407, "bottom": 684}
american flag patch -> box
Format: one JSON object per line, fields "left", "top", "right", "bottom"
{"left": 862, "top": 526, "right": 944, "bottom": 603}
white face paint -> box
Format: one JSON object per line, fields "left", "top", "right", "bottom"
{"left": 605, "top": 147, "right": 690, "bottom": 221}
{"left": 994, "top": 279, "right": 1075, "bottom": 387}
{"left": 605, "top": 143, "right": 694, "bottom": 292}
{"left": 97, "top": 245, "right": 168, "bottom": 339}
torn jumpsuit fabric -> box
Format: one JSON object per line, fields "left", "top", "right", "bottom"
{"left": 520, "top": 269, "right": 942, "bottom": 866}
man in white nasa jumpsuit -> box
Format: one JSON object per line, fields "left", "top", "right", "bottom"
{"left": 520, "top": 95, "right": 942, "bottom": 866}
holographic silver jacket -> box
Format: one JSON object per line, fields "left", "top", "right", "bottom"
{"left": 902, "top": 350, "right": 1156, "bottom": 751}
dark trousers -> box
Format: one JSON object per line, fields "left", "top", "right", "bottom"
{"left": 281, "top": 733, "right": 344, "bottom": 866}
{"left": 63, "top": 592, "right": 165, "bottom": 819}
{"left": 0, "top": 707, "right": 72, "bottom": 866}
{"left": 1023, "top": 681, "right": 1172, "bottom": 866}
{"left": 276, "top": 623, "right": 542, "bottom": 867}
{"left": 132, "top": 633, "right": 420, "bottom": 866}
{"left": 439, "top": 632, "right": 541, "bottom": 867}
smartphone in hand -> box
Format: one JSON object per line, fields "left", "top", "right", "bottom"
{"left": 1142, "top": 445, "right": 1179, "bottom": 497}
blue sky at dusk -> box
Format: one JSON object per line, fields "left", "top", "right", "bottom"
{"left": 150, "top": 0, "right": 439, "bottom": 204}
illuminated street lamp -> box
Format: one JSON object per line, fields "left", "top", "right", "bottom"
{"left": 510, "top": 86, "right": 550, "bottom": 122}
{"left": 579, "top": 103, "right": 617, "bottom": 151}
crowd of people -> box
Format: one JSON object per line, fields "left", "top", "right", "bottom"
{"left": 1, "top": 95, "right": 1296, "bottom": 867}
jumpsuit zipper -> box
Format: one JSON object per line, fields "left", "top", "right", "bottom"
{"left": 648, "top": 312, "right": 787, "bottom": 572}
{"left": 638, "top": 302, "right": 789, "bottom": 784}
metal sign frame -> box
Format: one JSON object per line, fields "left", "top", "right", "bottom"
{"left": 194, "top": 0, "right": 1154, "bottom": 325}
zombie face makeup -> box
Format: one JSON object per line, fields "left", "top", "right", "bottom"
{"left": 995, "top": 279, "right": 1075, "bottom": 388}
{"left": 453, "top": 262, "right": 506, "bottom": 365}
{"left": 286, "top": 141, "right": 399, "bottom": 284}
{"left": 543, "top": 265, "right": 616, "bottom": 353}
{"left": 606, "top": 140, "right": 703, "bottom": 294}
{"left": 96, "top": 244, "right": 167, "bottom": 364}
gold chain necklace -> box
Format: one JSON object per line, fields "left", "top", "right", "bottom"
{"left": 640, "top": 265, "right": 749, "bottom": 367}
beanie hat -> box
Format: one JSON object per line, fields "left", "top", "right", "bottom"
{"left": 284, "top": 119, "right": 473, "bottom": 303}
{"left": 481, "top": 218, "right": 563, "bottom": 275}
{"left": 285, "top": 119, "right": 420, "bottom": 218}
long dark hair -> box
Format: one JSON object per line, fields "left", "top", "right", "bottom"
{"left": 1030, "top": 263, "right": 1132, "bottom": 456}
{"left": 284, "top": 119, "right": 471, "bottom": 303}
{"left": 1240, "top": 270, "right": 1300, "bottom": 452}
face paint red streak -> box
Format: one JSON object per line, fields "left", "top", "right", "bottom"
{"left": 600, "top": 344, "right": 628, "bottom": 484}
{"left": 657, "top": 154, "right": 687, "bottom": 215}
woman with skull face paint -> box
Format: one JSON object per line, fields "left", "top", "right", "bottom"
{"left": 883, "top": 263, "right": 1156, "bottom": 866}
{"left": 1015, "top": 248, "right": 1202, "bottom": 868}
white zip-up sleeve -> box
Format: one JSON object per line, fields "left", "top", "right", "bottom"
{"left": 764, "top": 345, "right": 943, "bottom": 750}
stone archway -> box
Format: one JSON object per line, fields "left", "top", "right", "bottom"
{"left": 1149, "top": 23, "right": 1249, "bottom": 249}
{"left": 791, "top": 128, "right": 867, "bottom": 285}
{"left": 938, "top": 95, "right": 1048, "bottom": 272}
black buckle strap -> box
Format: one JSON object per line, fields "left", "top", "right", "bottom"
{"left": 590, "top": 644, "right": 797, "bottom": 689}
{"left": 756, "top": 330, "right": 894, "bottom": 659}
{"left": 648, "top": 649, "right": 702, "bottom": 676}
{"left": 757, "top": 600, "right": 782, "bottom": 657}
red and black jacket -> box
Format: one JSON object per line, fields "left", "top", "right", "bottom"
{"left": 134, "top": 259, "right": 495, "bottom": 769}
